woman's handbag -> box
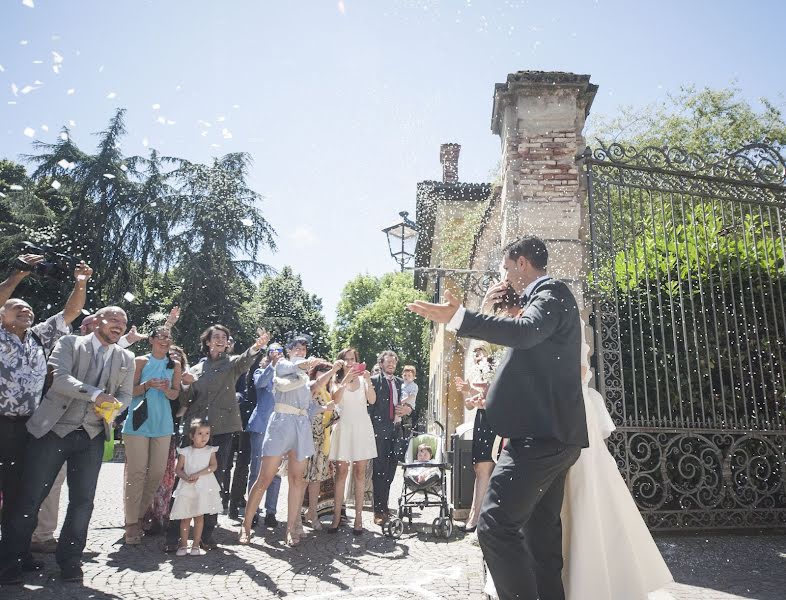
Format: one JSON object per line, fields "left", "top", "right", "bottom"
{"left": 132, "top": 392, "right": 150, "bottom": 430}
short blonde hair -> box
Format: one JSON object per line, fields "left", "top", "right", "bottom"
{"left": 402, "top": 365, "right": 417, "bottom": 376}
{"left": 417, "top": 443, "right": 433, "bottom": 459}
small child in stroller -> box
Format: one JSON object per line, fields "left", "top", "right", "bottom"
{"left": 404, "top": 443, "right": 441, "bottom": 487}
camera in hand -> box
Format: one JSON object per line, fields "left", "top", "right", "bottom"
{"left": 13, "top": 241, "right": 79, "bottom": 280}
{"left": 493, "top": 284, "right": 520, "bottom": 311}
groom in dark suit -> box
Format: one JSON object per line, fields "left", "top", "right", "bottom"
{"left": 408, "top": 236, "right": 588, "bottom": 600}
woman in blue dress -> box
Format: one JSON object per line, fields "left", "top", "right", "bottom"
{"left": 122, "top": 326, "right": 182, "bottom": 544}
{"left": 240, "top": 335, "right": 334, "bottom": 546}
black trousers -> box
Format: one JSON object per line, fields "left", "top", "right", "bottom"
{"left": 0, "top": 416, "right": 31, "bottom": 542}
{"left": 228, "top": 431, "right": 251, "bottom": 509}
{"left": 201, "top": 433, "right": 235, "bottom": 543}
{"left": 371, "top": 426, "right": 401, "bottom": 515}
{"left": 477, "top": 438, "right": 581, "bottom": 600}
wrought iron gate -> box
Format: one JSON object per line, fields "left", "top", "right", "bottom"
{"left": 583, "top": 143, "right": 786, "bottom": 529}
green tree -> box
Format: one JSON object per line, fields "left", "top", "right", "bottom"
{"left": 590, "top": 84, "right": 786, "bottom": 156}
{"left": 239, "top": 266, "right": 330, "bottom": 358}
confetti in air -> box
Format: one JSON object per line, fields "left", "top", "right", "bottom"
{"left": 241, "top": 218, "right": 253, "bottom": 227}
{"left": 338, "top": 0, "right": 345, "bottom": 14}
{"left": 22, "top": 0, "right": 35, "bottom": 7}
{"left": 123, "top": 292, "right": 135, "bottom": 302}
{"left": 66, "top": 88, "right": 75, "bottom": 95}
{"left": 57, "top": 159, "right": 72, "bottom": 169}
{"left": 51, "top": 180, "right": 61, "bottom": 190}
{"left": 107, "top": 92, "right": 117, "bottom": 99}
{"left": 23, "top": 127, "right": 35, "bottom": 137}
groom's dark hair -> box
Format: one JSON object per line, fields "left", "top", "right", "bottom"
{"left": 504, "top": 236, "right": 548, "bottom": 270}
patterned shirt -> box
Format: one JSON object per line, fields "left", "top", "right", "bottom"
{"left": 0, "top": 312, "right": 71, "bottom": 417}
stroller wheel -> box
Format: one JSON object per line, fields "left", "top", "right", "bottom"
{"left": 432, "top": 517, "right": 453, "bottom": 539}
{"left": 386, "top": 518, "right": 404, "bottom": 539}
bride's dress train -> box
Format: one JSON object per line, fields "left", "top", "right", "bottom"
{"left": 484, "top": 337, "right": 673, "bottom": 599}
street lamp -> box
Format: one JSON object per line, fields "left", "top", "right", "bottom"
{"left": 382, "top": 210, "right": 419, "bottom": 272}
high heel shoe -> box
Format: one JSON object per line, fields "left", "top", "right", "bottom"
{"left": 238, "top": 526, "right": 253, "bottom": 545}
{"left": 286, "top": 529, "right": 300, "bottom": 547}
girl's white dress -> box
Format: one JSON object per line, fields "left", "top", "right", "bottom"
{"left": 485, "top": 326, "right": 673, "bottom": 599}
{"left": 328, "top": 380, "right": 377, "bottom": 462}
{"left": 169, "top": 445, "right": 223, "bottom": 519}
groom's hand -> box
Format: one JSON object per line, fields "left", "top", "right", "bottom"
{"left": 407, "top": 290, "right": 461, "bottom": 324}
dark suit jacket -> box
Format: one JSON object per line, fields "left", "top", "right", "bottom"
{"left": 457, "top": 279, "right": 589, "bottom": 447}
{"left": 369, "top": 373, "right": 404, "bottom": 439}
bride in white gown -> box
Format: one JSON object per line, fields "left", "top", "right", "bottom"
{"left": 484, "top": 321, "right": 673, "bottom": 599}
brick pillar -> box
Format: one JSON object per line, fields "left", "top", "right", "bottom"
{"left": 490, "top": 71, "right": 597, "bottom": 309}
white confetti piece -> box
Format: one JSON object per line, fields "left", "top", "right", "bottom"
{"left": 52, "top": 51, "right": 63, "bottom": 63}
{"left": 60, "top": 132, "right": 68, "bottom": 140}
{"left": 52, "top": 65, "right": 60, "bottom": 74}
{"left": 232, "top": 104, "right": 240, "bottom": 109}
{"left": 66, "top": 88, "right": 75, "bottom": 95}
{"left": 0, "top": 64, "right": 4, "bottom": 72}
{"left": 23, "top": 127, "right": 35, "bottom": 137}
{"left": 120, "top": 164, "right": 128, "bottom": 171}
{"left": 166, "top": 120, "right": 176, "bottom": 125}
{"left": 103, "top": 173, "right": 115, "bottom": 179}
{"left": 149, "top": 202, "right": 157, "bottom": 207}
{"left": 0, "top": 192, "right": 5, "bottom": 198}
{"left": 23, "top": 0, "right": 35, "bottom": 8}
{"left": 20, "top": 40, "right": 29, "bottom": 45}
{"left": 20, "top": 85, "right": 35, "bottom": 94}
{"left": 142, "top": 137, "right": 149, "bottom": 147}
{"left": 152, "top": 103, "right": 160, "bottom": 110}
{"left": 32, "top": 60, "right": 43, "bottom": 64}
{"left": 156, "top": 116, "right": 166, "bottom": 124}
{"left": 123, "top": 292, "right": 135, "bottom": 302}
{"left": 222, "top": 128, "right": 232, "bottom": 139}
{"left": 10, "top": 184, "right": 23, "bottom": 191}
{"left": 11, "top": 83, "right": 18, "bottom": 96}
{"left": 68, "top": 119, "right": 76, "bottom": 126}
{"left": 216, "top": 116, "right": 226, "bottom": 122}
{"left": 98, "top": 65, "right": 104, "bottom": 73}
{"left": 57, "top": 159, "right": 72, "bottom": 169}
{"left": 51, "top": 180, "right": 61, "bottom": 190}
{"left": 201, "top": 131, "right": 208, "bottom": 137}
{"left": 338, "top": 0, "right": 345, "bottom": 14}
{"left": 107, "top": 92, "right": 116, "bottom": 99}
{"left": 41, "top": 124, "right": 48, "bottom": 131}
{"left": 241, "top": 218, "right": 253, "bottom": 227}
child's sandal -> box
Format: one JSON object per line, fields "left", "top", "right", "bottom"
{"left": 175, "top": 546, "right": 189, "bottom": 556}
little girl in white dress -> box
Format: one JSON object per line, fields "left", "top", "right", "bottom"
{"left": 170, "top": 418, "right": 223, "bottom": 556}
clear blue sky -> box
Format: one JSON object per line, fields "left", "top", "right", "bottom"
{"left": 2, "top": 0, "right": 784, "bottom": 322}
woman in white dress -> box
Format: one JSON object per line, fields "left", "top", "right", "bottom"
{"left": 484, "top": 321, "right": 673, "bottom": 599}
{"left": 327, "top": 347, "right": 377, "bottom": 535}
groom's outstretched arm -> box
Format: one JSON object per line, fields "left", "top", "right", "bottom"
{"left": 457, "top": 291, "right": 570, "bottom": 350}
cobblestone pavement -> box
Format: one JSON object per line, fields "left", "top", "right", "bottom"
{"left": 3, "top": 462, "right": 785, "bottom": 599}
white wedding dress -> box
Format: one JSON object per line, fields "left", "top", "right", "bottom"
{"left": 484, "top": 328, "right": 673, "bottom": 599}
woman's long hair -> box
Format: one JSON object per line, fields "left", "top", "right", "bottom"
{"left": 334, "top": 347, "right": 359, "bottom": 384}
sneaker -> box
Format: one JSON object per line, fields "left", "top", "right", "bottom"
{"left": 190, "top": 546, "right": 206, "bottom": 556}
{"left": 175, "top": 546, "right": 189, "bottom": 557}
{"left": 30, "top": 538, "right": 58, "bottom": 554}
{"left": 263, "top": 513, "right": 278, "bottom": 528}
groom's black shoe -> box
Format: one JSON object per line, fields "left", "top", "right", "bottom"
{"left": 458, "top": 524, "right": 477, "bottom": 533}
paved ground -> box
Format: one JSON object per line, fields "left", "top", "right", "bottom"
{"left": 3, "top": 462, "right": 786, "bottom": 599}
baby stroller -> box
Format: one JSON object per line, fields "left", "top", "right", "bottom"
{"left": 384, "top": 428, "right": 453, "bottom": 539}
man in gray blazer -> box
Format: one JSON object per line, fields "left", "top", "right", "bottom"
{"left": 409, "top": 236, "right": 588, "bottom": 600}
{"left": 0, "top": 306, "right": 134, "bottom": 585}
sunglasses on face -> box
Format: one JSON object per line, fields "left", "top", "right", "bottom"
{"left": 269, "top": 349, "right": 283, "bottom": 354}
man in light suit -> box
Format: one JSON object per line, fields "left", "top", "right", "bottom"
{"left": 409, "top": 236, "right": 588, "bottom": 600}
{"left": 0, "top": 306, "right": 134, "bottom": 585}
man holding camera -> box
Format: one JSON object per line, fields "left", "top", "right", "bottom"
{"left": 0, "top": 254, "right": 92, "bottom": 558}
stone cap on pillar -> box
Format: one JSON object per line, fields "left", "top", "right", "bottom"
{"left": 491, "top": 71, "right": 599, "bottom": 135}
